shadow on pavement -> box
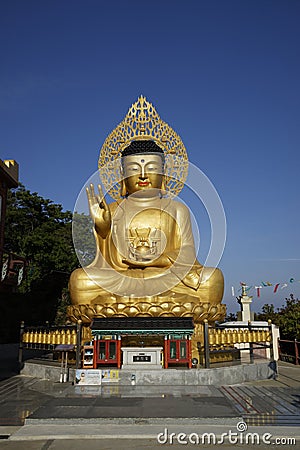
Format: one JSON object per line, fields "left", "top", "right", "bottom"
{"left": 0, "top": 344, "right": 20, "bottom": 381}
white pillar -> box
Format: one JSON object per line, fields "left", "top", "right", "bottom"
{"left": 238, "top": 285, "right": 253, "bottom": 322}
{"left": 238, "top": 287, "right": 253, "bottom": 362}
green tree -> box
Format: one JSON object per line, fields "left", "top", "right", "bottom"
{"left": 54, "top": 287, "right": 72, "bottom": 326}
{"left": 277, "top": 294, "right": 300, "bottom": 340}
{"left": 72, "top": 212, "right": 96, "bottom": 267}
{"left": 4, "top": 184, "right": 79, "bottom": 292}
{"left": 256, "top": 295, "right": 300, "bottom": 340}
{"left": 225, "top": 312, "right": 237, "bottom": 322}
{"left": 0, "top": 184, "right": 81, "bottom": 337}
{"left": 255, "top": 303, "right": 277, "bottom": 323}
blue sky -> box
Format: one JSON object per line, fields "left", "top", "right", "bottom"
{"left": 1, "top": 0, "right": 300, "bottom": 312}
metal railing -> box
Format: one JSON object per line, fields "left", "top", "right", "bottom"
{"left": 202, "top": 320, "right": 273, "bottom": 368}
{"left": 19, "top": 320, "right": 84, "bottom": 368}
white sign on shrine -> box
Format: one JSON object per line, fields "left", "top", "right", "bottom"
{"left": 121, "top": 347, "right": 163, "bottom": 369}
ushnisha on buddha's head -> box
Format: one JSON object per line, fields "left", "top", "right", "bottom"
{"left": 120, "top": 140, "right": 166, "bottom": 196}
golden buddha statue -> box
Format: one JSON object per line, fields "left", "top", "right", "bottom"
{"left": 68, "top": 96, "right": 226, "bottom": 325}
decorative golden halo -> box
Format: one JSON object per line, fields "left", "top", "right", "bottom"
{"left": 98, "top": 95, "right": 189, "bottom": 200}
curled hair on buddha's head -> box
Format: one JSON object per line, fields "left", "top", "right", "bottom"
{"left": 120, "top": 140, "right": 166, "bottom": 197}
{"left": 121, "top": 140, "right": 165, "bottom": 164}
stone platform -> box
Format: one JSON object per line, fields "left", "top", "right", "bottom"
{"left": 21, "top": 359, "right": 277, "bottom": 385}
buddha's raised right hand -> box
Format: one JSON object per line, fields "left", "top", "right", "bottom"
{"left": 86, "top": 184, "right": 111, "bottom": 239}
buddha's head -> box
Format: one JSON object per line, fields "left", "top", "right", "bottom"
{"left": 120, "top": 140, "right": 165, "bottom": 196}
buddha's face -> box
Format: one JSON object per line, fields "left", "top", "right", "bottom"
{"left": 122, "top": 153, "right": 164, "bottom": 195}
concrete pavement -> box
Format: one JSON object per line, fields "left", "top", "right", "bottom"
{"left": 0, "top": 343, "right": 299, "bottom": 449}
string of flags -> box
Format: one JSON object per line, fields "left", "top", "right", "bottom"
{"left": 231, "top": 278, "right": 299, "bottom": 298}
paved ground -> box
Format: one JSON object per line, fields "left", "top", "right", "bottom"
{"left": 0, "top": 345, "right": 299, "bottom": 449}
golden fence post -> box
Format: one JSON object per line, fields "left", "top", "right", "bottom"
{"left": 29, "top": 330, "right": 34, "bottom": 347}
{"left": 46, "top": 330, "right": 51, "bottom": 349}
{"left": 61, "top": 329, "right": 66, "bottom": 345}
{"left": 37, "top": 330, "right": 43, "bottom": 348}
{"left": 33, "top": 331, "right": 38, "bottom": 348}
{"left": 66, "top": 329, "right": 71, "bottom": 345}
{"left": 42, "top": 330, "right": 47, "bottom": 349}
{"left": 71, "top": 329, "right": 77, "bottom": 346}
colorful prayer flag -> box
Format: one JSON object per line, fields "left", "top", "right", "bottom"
{"left": 234, "top": 275, "right": 297, "bottom": 297}
{"left": 255, "top": 286, "right": 262, "bottom": 297}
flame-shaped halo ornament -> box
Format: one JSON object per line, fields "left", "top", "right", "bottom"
{"left": 98, "top": 95, "right": 189, "bottom": 199}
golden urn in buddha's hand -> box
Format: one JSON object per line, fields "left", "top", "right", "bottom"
{"left": 68, "top": 96, "right": 226, "bottom": 324}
